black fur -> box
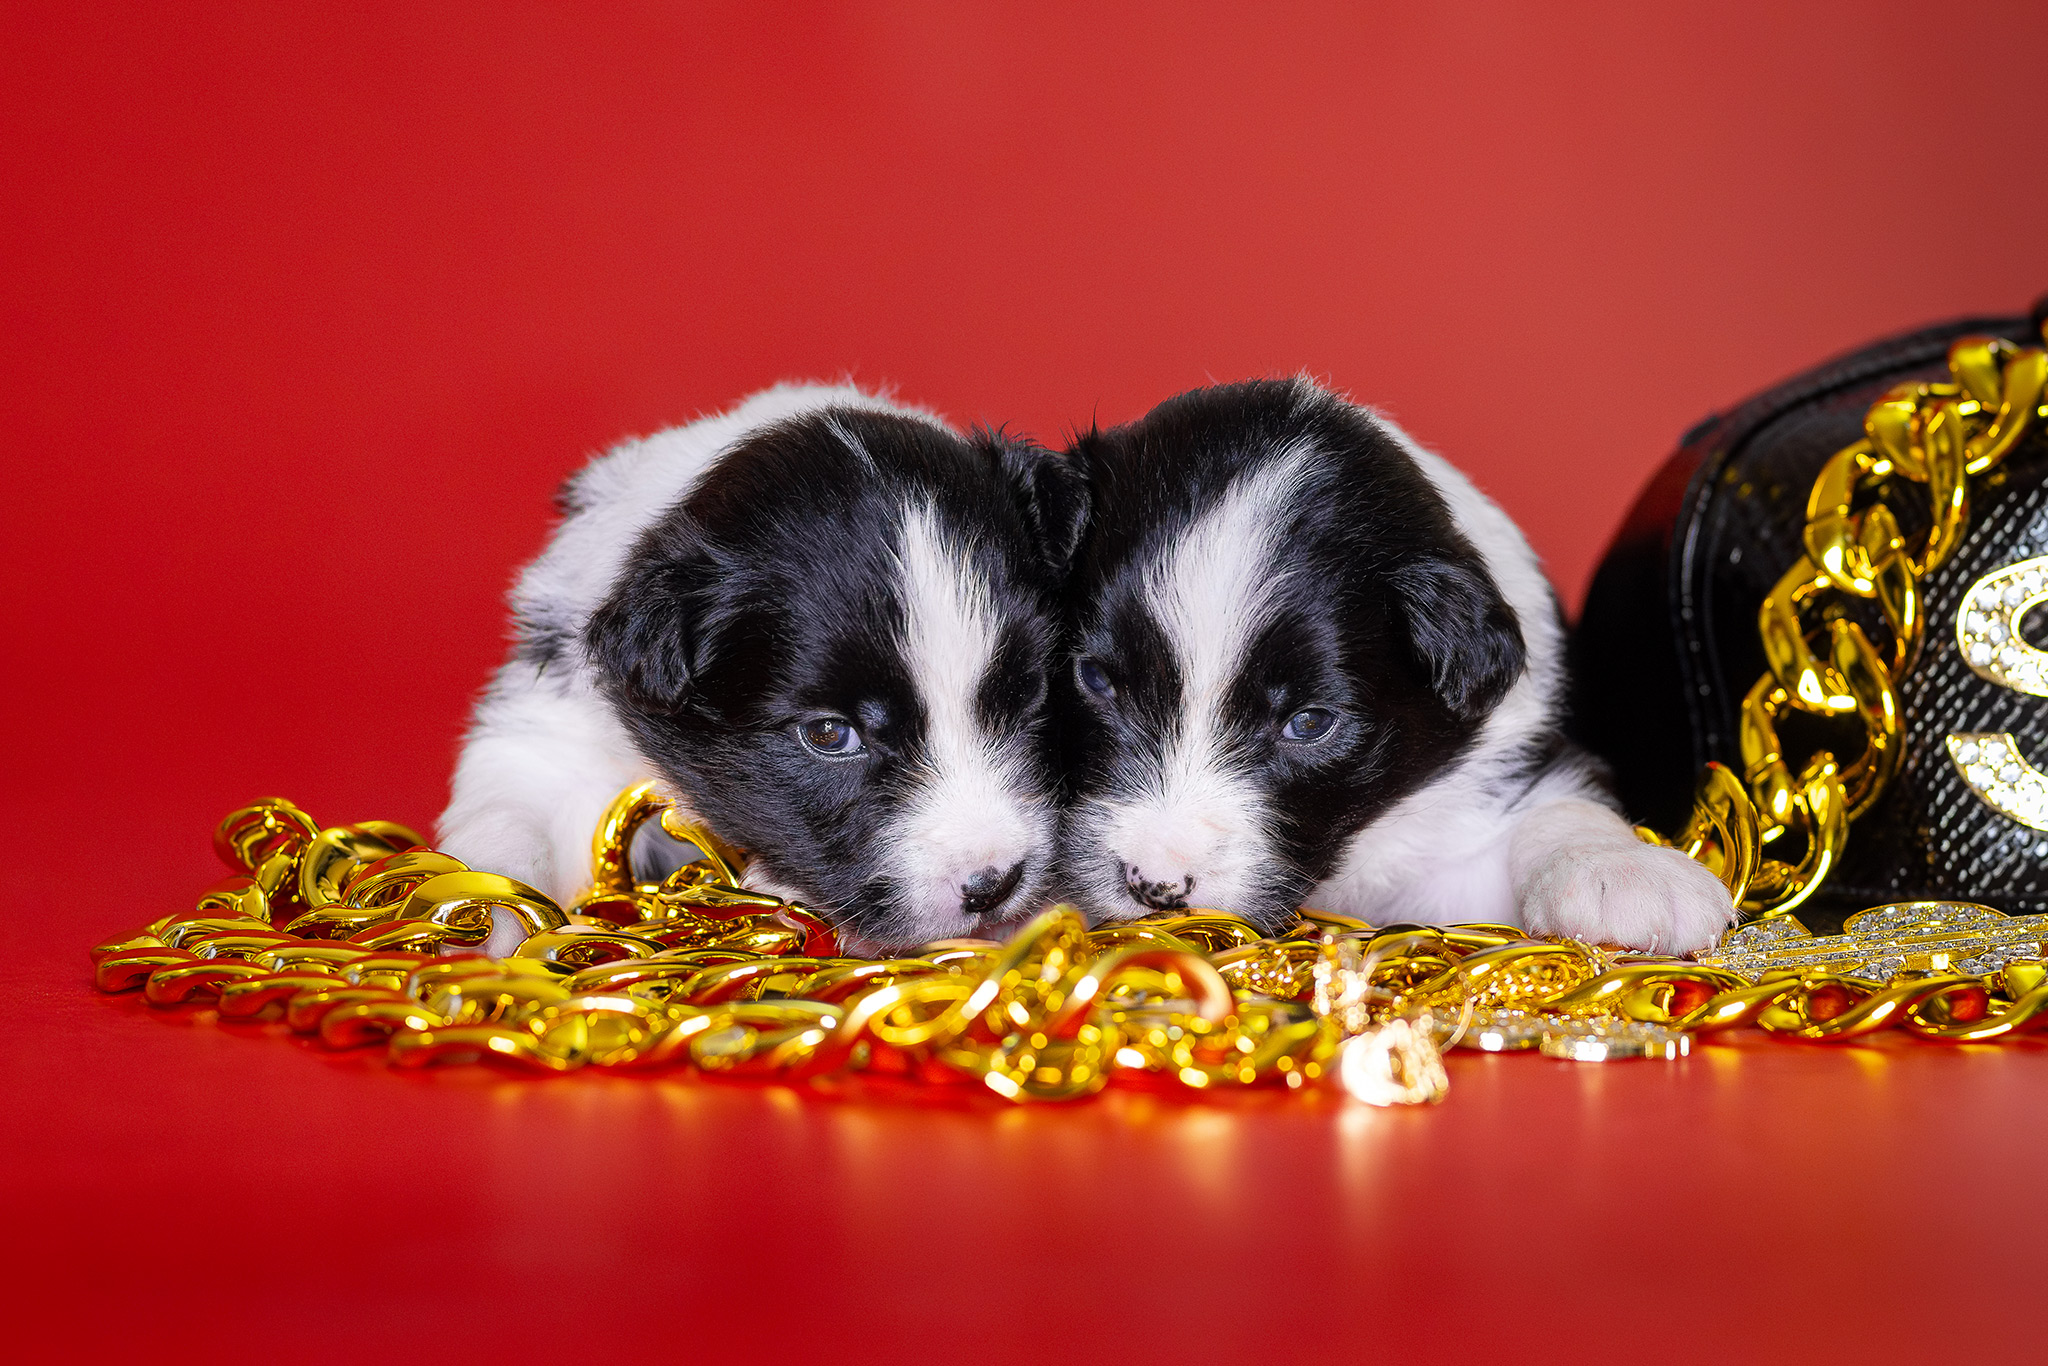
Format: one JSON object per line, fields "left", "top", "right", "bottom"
{"left": 1057, "top": 378, "right": 1527, "bottom": 925}
{"left": 583, "top": 407, "right": 1071, "bottom": 942}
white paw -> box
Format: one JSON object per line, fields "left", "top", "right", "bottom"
{"left": 1518, "top": 838, "right": 1737, "bottom": 953}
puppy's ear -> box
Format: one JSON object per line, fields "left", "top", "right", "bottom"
{"left": 992, "top": 435, "right": 1091, "bottom": 573}
{"left": 1389, "top": 555, "right": 1526, "bottom": 719}
{"left": 583, "top": 521, "right": 716, "bottom": 716}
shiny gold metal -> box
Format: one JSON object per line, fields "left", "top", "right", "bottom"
{"left": 1901, "top": 974, "right": 2048, "bottom": 1040}
{"left": 512, "top": 927, "right": 668, "bottom": 966}
{"left": 657, "top": 808, "right": 750, "bottom": 888}
{"left": 319, "top": 999, "right": 448, "bottom": 1048}
{"left": 703, "top": 922, "right": 807, "bottom": 956}
{"left": 395, "top": 870, "right": 568, "bottom": 941}
{"left": 159, "top": 916, "right": 278, "bottom": 951}
{"left": 1457, "top": 1008, "right": 1546, "bottom": 1052}
{"left": 1536, "top": 1019, "right": 1690, "bottom": 1061}
{"left": 142, "top": 960, "right": 271, "bottom": 1005}
{"left": 217, "top": 972, "right": 346, "bottom": 1019}
{"left": 346, "top": 919, "right": 486, "bottom": 953}
{"left": 1311, "top": 935, "right": 1379, "bottom": 1036}
{"left": 1650, "top": 327, "right": 2048, "bottom": 916}
{"left": 213, "top": 799, "right": 321, "bottom": 880}
{"left": 297, "top": 823, "right": 418, "bottom": 910}
{"left": 558, "top": 949, "right": 756, "bottom": 998}
{"left": 189, "top": 878, "right": 273, "bottom": 926}
{"left": 340, "top": 849, "right": 469, "bottom": 910}
{"left": 90, "top": 930, "right": 170, "bottom": 961}
{"left": 1338, "top": 1016, "right": 1449, "bottom": 1104}
{"left": 284, "top": 905, "right": 408, "bottom": 940}
{"left": 423, "top": 973, "right": 574, "bottom": 1026}
{"left": 95, "top": 948, "right": 195, "bottom": 992}
{"left": 388, "top": 1025, "right": 561, "bottom": 1071}
{"left": 252, "top": 942, "right": 371, "bottom": 973}
{"left": 98, "top": 726, "right": 2048, "bottom": 1104}
{"left": 284, "top": 985, "right": 409, "bottom": 1033}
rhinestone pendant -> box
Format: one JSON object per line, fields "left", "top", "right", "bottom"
{"left": 1698, "top": 901, "right": 2048, "bottom": 981}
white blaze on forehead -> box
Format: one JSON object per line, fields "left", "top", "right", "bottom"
{"left": 889, "top": 501, "right": 1047, "bottom": 933}
{"left": 898, "top": 500, "right": 1006, "bottom": 769}
{"left": 1087, "top": 446, "right": 1316, "bottom": 914}
{"left": 1146, "top": 445, "right": 1316, "bottom": 721}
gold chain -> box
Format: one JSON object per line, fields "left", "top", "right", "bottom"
{"left": 1642, "top": 324, "right": 2048, "bottom": 916}
{"left": 93, "top": 782, "right": 2048, "bottom": 1107}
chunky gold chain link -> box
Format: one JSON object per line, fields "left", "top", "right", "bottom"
{"left": 94, "top": 781, "right": 2048, "bottom": 1107}
{"left": 1643, "top": 323, "right": 2048, "bottom": 916}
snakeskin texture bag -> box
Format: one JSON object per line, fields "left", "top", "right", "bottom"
{"left": 1574, "top": 296, "right": 2048, "bottom": 932}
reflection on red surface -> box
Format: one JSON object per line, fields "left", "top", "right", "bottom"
{"left": 12, "top": 925, "right": 2048, "bottom": 1361}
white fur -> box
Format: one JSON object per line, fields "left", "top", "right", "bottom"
{"left": 1510, "top": 799, "right": 1738, "bottom": 952}
{"left": 882, "top": 502, "right": 1055, "bottom": 942}
{"left": 439, "top": 382, "right": 984, "bottom": 914}
{"left": 1080, "top": 447, "right": 1314, "bottom": 916}
{"left": 1304, "top": 411, "right": 1734, "bottom": 951}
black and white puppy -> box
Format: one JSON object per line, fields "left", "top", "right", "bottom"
{"left": 440, "top": 384, "right": 1085, "bottom": 952}
{"left": 1056, "top": 377, "right": 1735, "bottom": 952}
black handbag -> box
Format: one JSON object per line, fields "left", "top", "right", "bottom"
{"left": 1572, "top": 295, "right": 2048, "bottom": 933}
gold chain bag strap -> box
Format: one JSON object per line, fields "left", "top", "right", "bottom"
{"left": 1640, "top": 323, "right": 2048, "bottom": 916}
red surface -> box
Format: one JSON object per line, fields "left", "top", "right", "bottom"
{"left": 7, "top": 3, "right": 2048, "bottom": 1359}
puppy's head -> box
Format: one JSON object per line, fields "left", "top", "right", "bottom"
{"left": 586, "top": 405, "right": 1086, "bottom": 951}
{"left": 1057, "top": 378, "right": 1525, "bottom": 929}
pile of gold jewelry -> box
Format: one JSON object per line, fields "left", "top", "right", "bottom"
{"left": 89, "top": 327, "right": 2048, "bottom": 1105}
{"left": 90, "top": 782, "right": 2048, "bottom": 1107}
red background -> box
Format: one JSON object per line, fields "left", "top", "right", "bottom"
{"left": 6, "top": 4, "right": 2048, "bottom": 1361}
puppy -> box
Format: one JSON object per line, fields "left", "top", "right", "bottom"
{"left": 439, "top": 383, "right": 1085, "bottom": 952}
{"left": 1055, "top": 377, "right": 1735, "bottom": 952}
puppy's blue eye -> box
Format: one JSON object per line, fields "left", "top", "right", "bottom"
{"left": 798, "top": 717, "right": 863, "bottom": 757}
{"left": 1281, "top": 708, "right": 1336, "bottom": 743}
{"left": 1077, "top": 658, "right": 1117, "bottom": 699}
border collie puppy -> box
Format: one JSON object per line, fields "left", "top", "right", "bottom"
{"left": 1056, "top": 378, "right": 1735, "bottom": 952}
{"left": 439, "top": 383, "right": 1085, "bottom": 952}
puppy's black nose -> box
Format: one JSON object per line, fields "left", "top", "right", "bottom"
{"left": 1123, "top": 864, "right": 1193, "bottom": 910}
{"left": 960, "top": 860, "right": 1025, "bottom": 917}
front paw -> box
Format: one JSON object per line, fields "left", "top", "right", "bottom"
{"left": 1519, "top": 839, "right": 1736, "bottom": 953}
